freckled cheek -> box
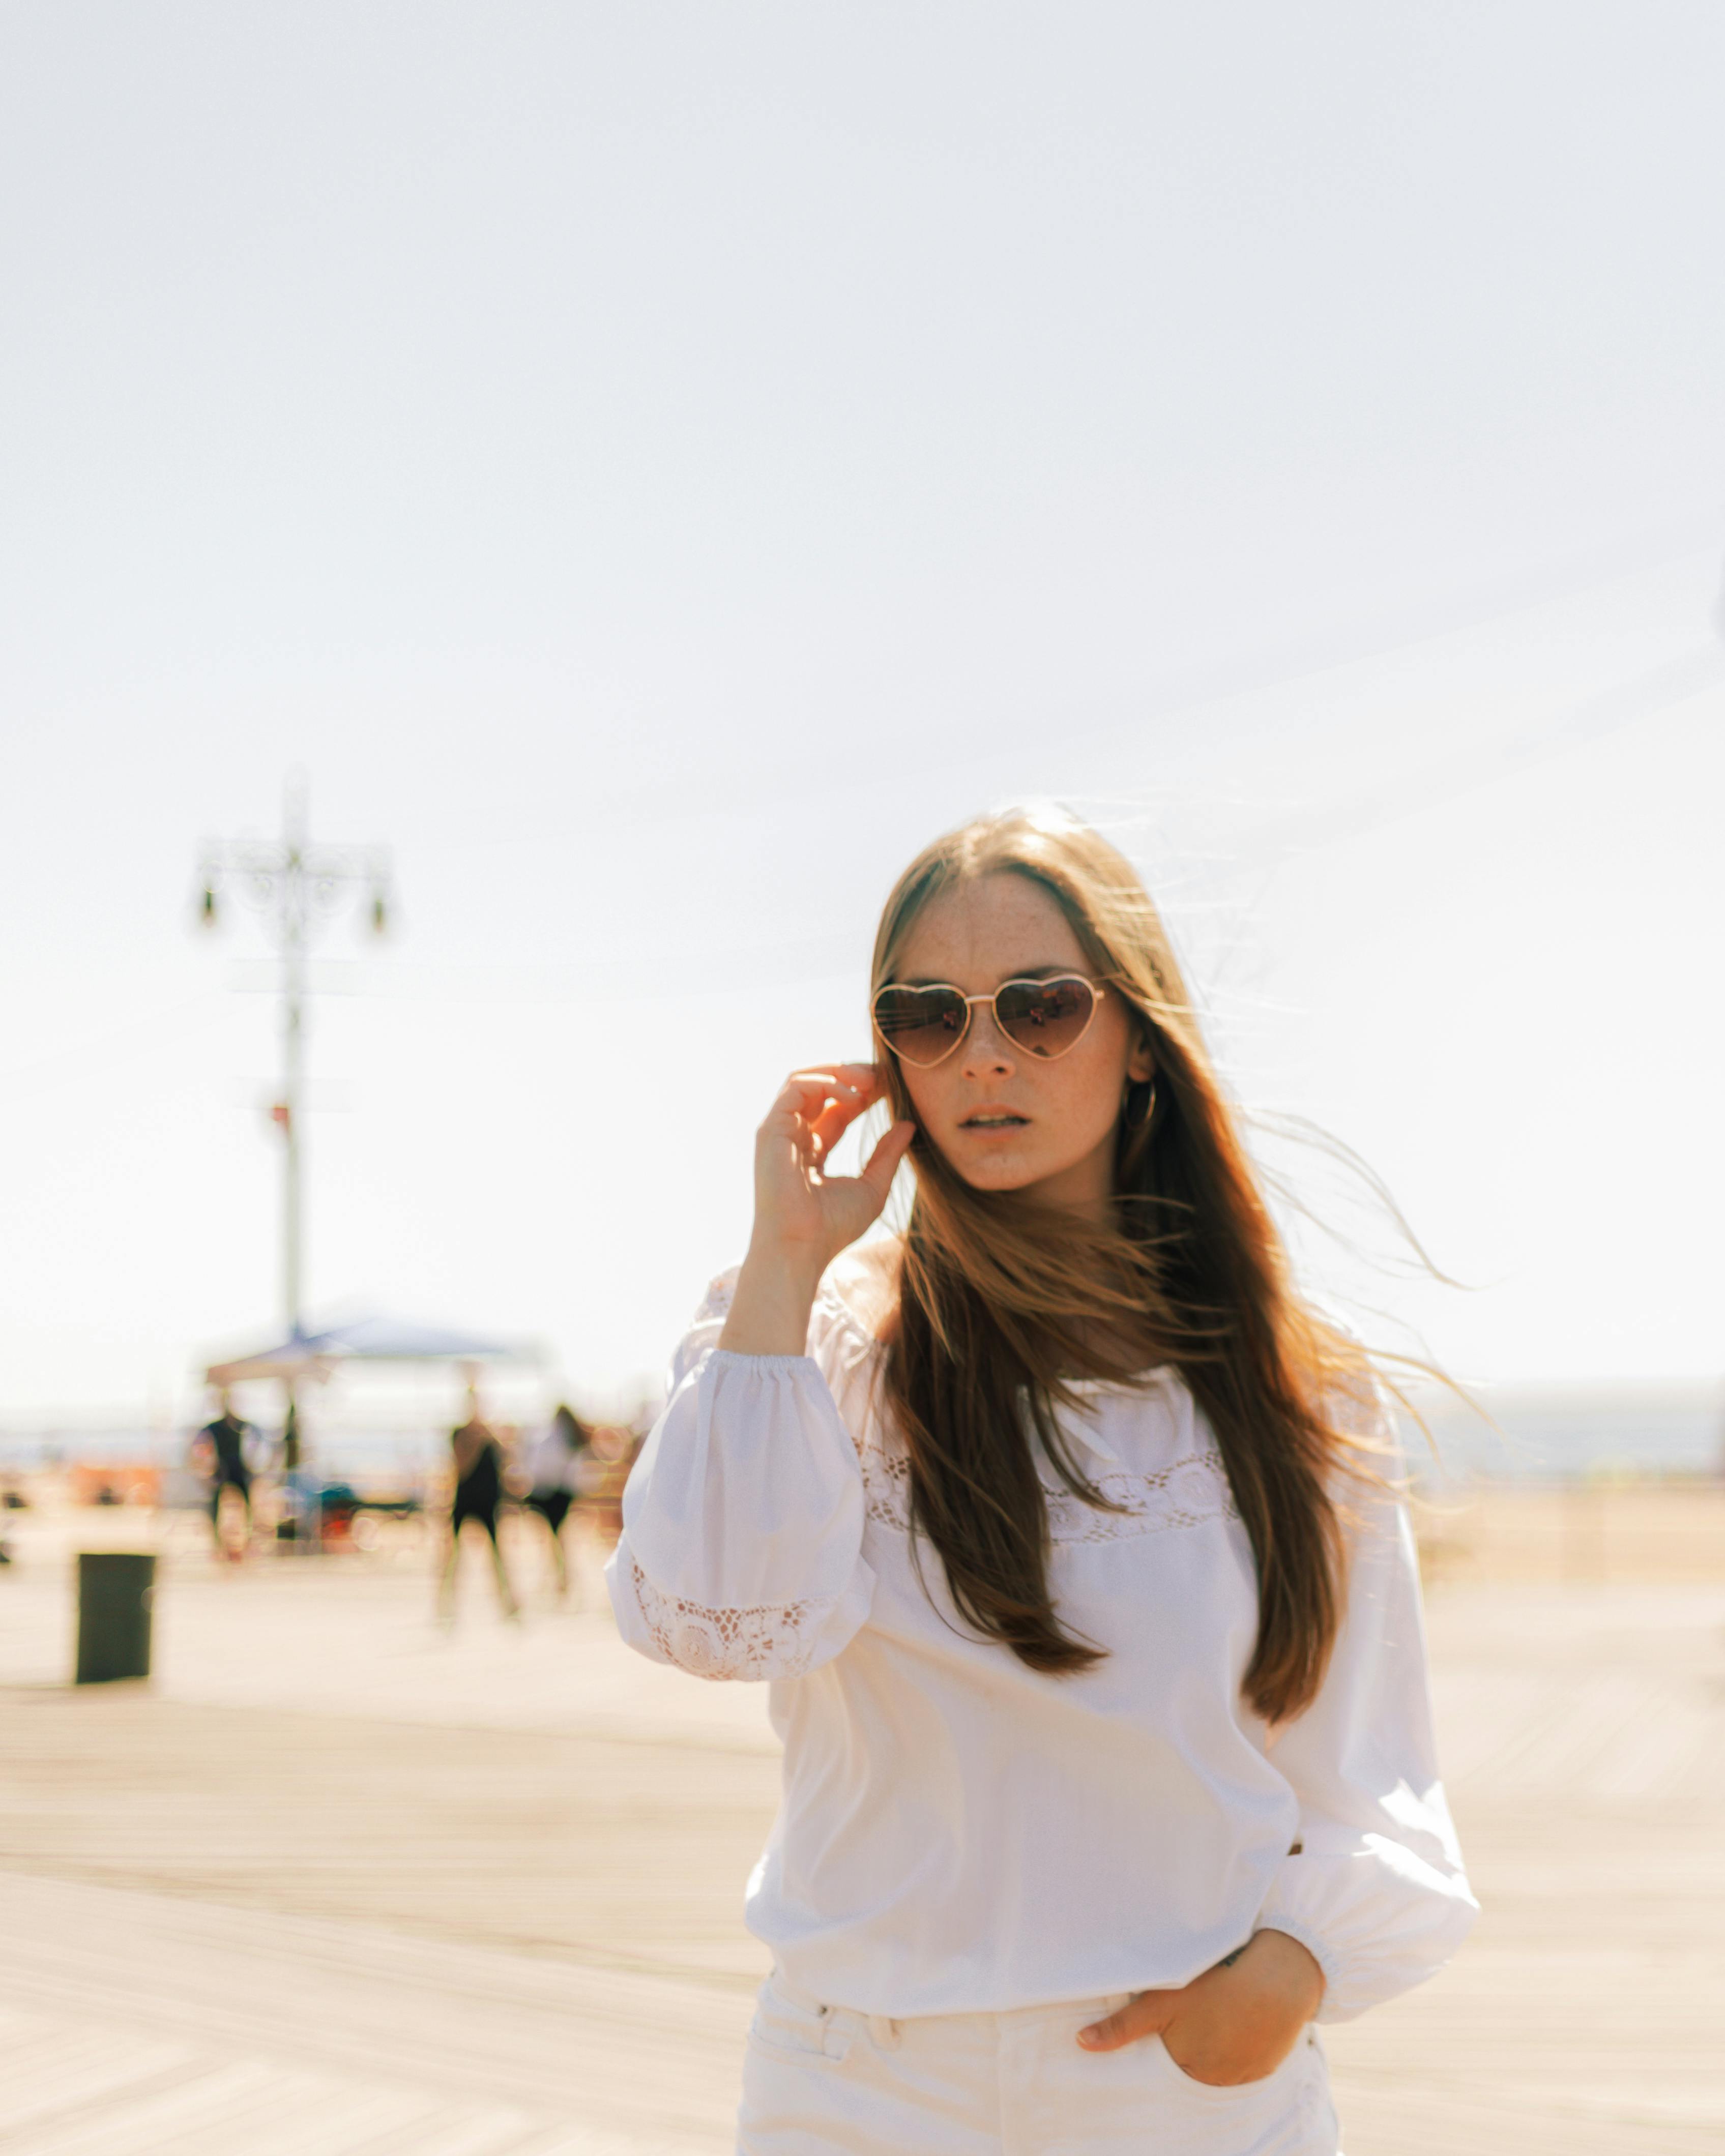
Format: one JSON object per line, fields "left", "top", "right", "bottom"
{"left": 1044, "top": 1078, "right": 1116, "bottom": 1148}
{"left": 1030, "top": 1061, "right": 1127, "bottom": 1157}
{"left": 1075, "top": 1027, "right": 1132, "bottom": 1114}
{"left": 898, "top": 1071, "right": 944, "bottom": 1130}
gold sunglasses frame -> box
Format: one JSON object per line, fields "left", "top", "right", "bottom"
{"left": 871, "top": 974, "right": 1105, "bottom": 1069}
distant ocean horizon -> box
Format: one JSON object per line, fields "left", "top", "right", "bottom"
{"left": 2, "top": 1380, "right": 1721, "bottom": 1491}
{"left": 1400, "top": 1383, "right": 1724, "bottom": 1487}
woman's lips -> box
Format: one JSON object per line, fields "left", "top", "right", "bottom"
{"left": 958, "top": 1111, "right": 1028, "bottom": 1130}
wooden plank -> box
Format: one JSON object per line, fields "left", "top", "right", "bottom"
{"left": 0, "top": 1873, "right": 742, "bottom": 2152}
{"left": 0, "top": 1502, "right": 1720, "bottom": 2150}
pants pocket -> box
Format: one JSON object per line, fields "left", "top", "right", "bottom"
{"left": 1144, "top": 2028, "right": 1334, "bottom": 2156}
{"left": 747, "top": 1973, "right": 860, "bottom": 2067}
{"left": 1153, "top": 2024, "right": 1316, "bottom": 2101}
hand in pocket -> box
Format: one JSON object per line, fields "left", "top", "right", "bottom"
{"left": 1078, "top": 1930, "right": 1324, "bottom": 2087}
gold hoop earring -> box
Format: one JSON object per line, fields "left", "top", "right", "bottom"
{"left": 1123, "top": 1078, "right": 1157, "bottom": 1133}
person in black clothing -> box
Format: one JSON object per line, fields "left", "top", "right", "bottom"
{"left": 198, "top": 1390, "right": 256, "bottom": 1557}
{"left": 438, "top": 1385, "right": 519, "bottom": 1620}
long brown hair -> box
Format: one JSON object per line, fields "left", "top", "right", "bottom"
{"left": 873, "top": 805, "right": 1374, "bottom": 1724}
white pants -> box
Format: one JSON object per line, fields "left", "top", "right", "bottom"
{"left": 738, "top": 1973, "right": 1341, "bottom": 2156}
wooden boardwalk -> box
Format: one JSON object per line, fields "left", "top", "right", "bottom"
{"left": 0, "top": 1499, "right": 1721, "bottom": 2151}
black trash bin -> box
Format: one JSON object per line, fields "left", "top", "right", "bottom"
{"left": 75, "top": 1551, "right": 155, "bottom": 1684}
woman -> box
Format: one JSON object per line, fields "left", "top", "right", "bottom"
{"left": 524, "top": 1403, "right": 592, "bottom": 1600}
{"left": 607, "top": 808, "right": 1475, "bottom": 2154}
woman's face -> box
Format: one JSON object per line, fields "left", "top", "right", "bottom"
{"left": 885, "top": 872, "right": 1152, "bottom": 1215}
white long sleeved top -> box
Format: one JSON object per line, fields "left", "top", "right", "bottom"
{"left": 606, "top": 1250, "right": 1477, "bottom": 2024}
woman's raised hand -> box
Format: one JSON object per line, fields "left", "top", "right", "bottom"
{"left": 719, "top": 1065, "right": 916, "bottom": 1357}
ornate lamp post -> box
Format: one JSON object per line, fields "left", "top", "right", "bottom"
{"left": 196, "top": 773, "right": 394, "bottom": 1345}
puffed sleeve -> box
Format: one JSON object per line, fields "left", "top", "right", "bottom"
{"left": 1254, "top": 1399, "right": 1479, "bottom": 2022}
{"left": 604, "top": 1270, "right": 876, "bottom": 1682}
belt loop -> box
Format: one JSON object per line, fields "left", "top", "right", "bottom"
{"left": 866, "top": 2013, "right": 901, "bottom": 2051}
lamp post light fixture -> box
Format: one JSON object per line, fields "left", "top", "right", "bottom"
{"left": 195, "top": 773, "right": 394, "bottom": 1342}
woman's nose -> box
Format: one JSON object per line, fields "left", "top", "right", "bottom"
{"left": 960, "top": 1005, "right": 1015, "bottom": 1076}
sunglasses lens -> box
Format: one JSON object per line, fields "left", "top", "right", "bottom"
{"left": 873, "top": 985, "right": 970, "bottom": 1066}
{"left": 995, "top": 977, "right": 1096, "bottom": 1058}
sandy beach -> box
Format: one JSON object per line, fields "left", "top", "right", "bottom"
{"left": 0, "top": 1484, "right": 1720, "bottom": 2152}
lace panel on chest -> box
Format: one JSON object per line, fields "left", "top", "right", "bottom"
{"left": 629, "top": 1560, "right": 837, "bottom": 1680}
{"left": 861, "top": 1443, "right": 1238, "bottom": 1544}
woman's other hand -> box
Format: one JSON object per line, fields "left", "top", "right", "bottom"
{"left": 719, "top": 1065, "right": 915, "bottom": 1356}
{"left": 1076, "top": 1930, "right": 1324, "bottom": 2086}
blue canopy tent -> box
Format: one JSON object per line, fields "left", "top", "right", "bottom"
{"left": 205, "top": 1315, "right": 540, "bottom": 1386}
{"left": 197, "top": 1317, "right": 545, "bottom": 1540}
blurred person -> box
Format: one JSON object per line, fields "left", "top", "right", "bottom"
{"left": 280, "top": 1397, "right": 303, "bottom": 1474}
{"left": 523, "top": 1403, "right": 592, "bottom": 1601}
{"left": 197, "top": 1390, "right": 257, "bottom": 1559}
{"left": 275, "top": 1395, "right": 316, "bottom": 1546}
{"left": 438, "top": 1384, "right": 519, "bottom": 1621}
{"left": 608, "top": 807, "right": 1476, "bottom": 2156}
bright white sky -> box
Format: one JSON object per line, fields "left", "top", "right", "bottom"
{"left": 2, "top": 3, "right": 1721, "bottom": 1423}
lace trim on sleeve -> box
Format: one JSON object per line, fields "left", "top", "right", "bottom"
{"left": 629, "top": 1560, "right": 840, "bottom": 1681}
{"left": 693, "top": 1268, "right": 739, "bottom": 1325}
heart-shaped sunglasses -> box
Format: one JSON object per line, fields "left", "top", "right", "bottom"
{"left": 871, "top": 974, "right": 1104, "bottom": 1069}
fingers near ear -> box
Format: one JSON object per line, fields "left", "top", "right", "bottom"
{"left": 859, "top": 1119, "right": 916, "bottom": 1199}
{"left": 810, "top": 1076, "right": 895, "bottom": 1151}
{"left": 806, "top": 1100, "right": 854, "bottom": 1157}
{"left": 781, "top": 1066, "right": 886, "bottom": 1121}
{"left": 773, "top": 1075, "right": 858, "bottom": 1137}
{"left": 782, "top": 1073, "right": 851, "bottom": 1107}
